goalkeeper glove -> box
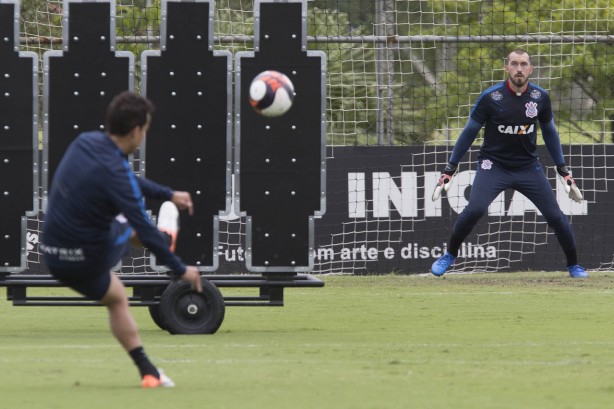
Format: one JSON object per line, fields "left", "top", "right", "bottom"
{"left": 432, "top": 163, "right": 458, "bottom": 201}
{"left": 555, "top": 165, "right": 583, "bottom": 203}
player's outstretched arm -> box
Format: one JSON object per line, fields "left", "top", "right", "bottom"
{"left": 555, "top": 165, "right": 583, "bottom": 203}
{"left": 432, "top": 118, "right": 482, "bottom": 202}
{"left": 432, "top": 162, "right": 458, "bottom": 201}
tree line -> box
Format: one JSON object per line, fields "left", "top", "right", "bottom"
{"left": 18, "top": 0, "right": 614, "bottom": 144}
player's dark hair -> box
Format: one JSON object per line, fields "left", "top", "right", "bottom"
{"left": 106, "top": 91, "right": 155, "bottom": 137}
{"left": 507, "top": 48, "right": 532, "bottom": 65}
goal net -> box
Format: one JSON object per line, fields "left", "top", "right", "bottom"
{"left": 18, "top": 0, "right": 614, "bottom": 275}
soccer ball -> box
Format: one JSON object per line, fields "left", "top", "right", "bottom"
{"left": 248, "top": 70, "right": 295, "bottom": 117}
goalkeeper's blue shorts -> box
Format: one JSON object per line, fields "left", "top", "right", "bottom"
{"left": 451, "top": 159, "right": 575, "bottom": 252}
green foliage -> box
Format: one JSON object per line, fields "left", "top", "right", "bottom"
{"left": 19, "top": 0, "right": 63, "bottom": 53}
{"left": 213, "top": 6, "right": 255, "bottom": 54}
{"left": 308, "top": 7, "right": 379, "bottom": 145}
{"left": 115, "top": 0, "right": 161, "bottom": 86}
{"left": 312, "top": 0, "right": 374, "bottom": 26}
{"left": 16, "top": 0, "right": 614, "bottom": 144}
{"left": 380, "top": 0, "right": 614, "bottom": 144}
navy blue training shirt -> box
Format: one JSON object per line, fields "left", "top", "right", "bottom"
{"left": 449, "top": 81, "right": 565, "bottom": 168}
{"left": 42, "top": 131, "right": 186, "bottom": 274}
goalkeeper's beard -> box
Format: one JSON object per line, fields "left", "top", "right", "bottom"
{"left": 510, "top": 74, "right": 528, "bottom": 89}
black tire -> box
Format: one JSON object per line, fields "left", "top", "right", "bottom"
{"left": 148, "top": 304, "right": 167, "bottom": 331}
{"left": 158, "top": 278, "right": 225, "bottom": 334}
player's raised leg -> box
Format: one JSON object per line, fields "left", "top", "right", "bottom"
{"left": 157, "top": 201, "right": 179, "bottom": 252}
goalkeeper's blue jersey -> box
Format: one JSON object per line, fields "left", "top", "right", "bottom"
{"left": 470, "top": 80, "right": 553, "bottom": 168}
{"left": 42, "top": 131, "right": 186, "bottom": 274}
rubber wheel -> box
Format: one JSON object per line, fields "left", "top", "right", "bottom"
{"left": 148, "top": 305, "right": 167, "bottom": 331}
{"left": 158, "top": 278, "right": 225, "bottom": 334}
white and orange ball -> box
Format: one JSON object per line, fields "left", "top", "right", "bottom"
{"left": 248, "top": 70, "right": 295, "bottom": 117}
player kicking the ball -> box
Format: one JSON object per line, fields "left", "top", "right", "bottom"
{"left": 42, "top": 91, "right": 203, "bottom": 388}
{"left": 430, "top": 49, "right": 588, "bottom": 278}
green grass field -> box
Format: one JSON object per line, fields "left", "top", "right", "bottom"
{"left": 1, "top": 272, "right": 613, "bottom": 409}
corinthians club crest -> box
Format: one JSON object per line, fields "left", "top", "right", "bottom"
{"left": 525, "top": 101, "right": 538, "bottom": 118}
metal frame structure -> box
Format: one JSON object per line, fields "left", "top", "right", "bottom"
{"left": 0, "top": 274, "right": 323, "bottom": 307}
{"left": 0, "top": 0, "right": 325, "bottom": 334}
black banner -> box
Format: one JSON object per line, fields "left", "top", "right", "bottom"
{"left": 216, "top": 145, "right": 614, "bottom": 274}
{"left": 24, "top": 145, "right": 614, "bottom": 275}
{"left": 311, "top": 145, "right": 613, "bottom": 274}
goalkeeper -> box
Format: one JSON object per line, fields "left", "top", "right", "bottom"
{"left": 431, "top": 49, "right": 587, "bottom": 278}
